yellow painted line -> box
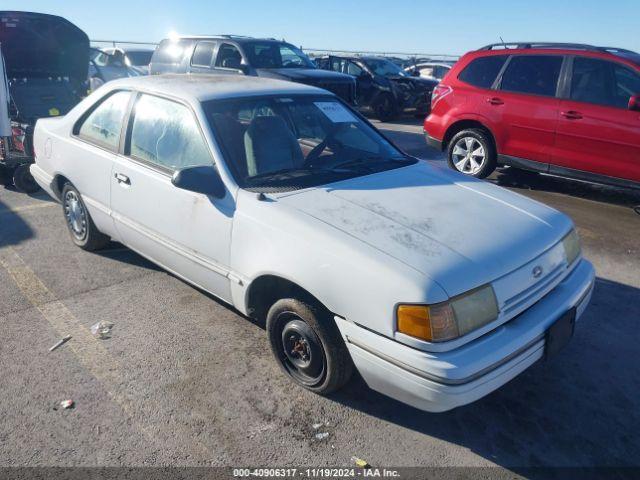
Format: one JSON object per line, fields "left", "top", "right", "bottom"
{"left": 0, "top": 202, "right": 56, "bottom": 216}
{"left": 0, "top": 246, "right": 223, "bottom": 460}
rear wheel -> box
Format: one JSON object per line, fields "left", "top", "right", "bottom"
{"left": 267, "top": 298, "right": 353, "bottom": 394}
{"left": 12, "top": 164, "right": 40, "bottom": 193}
{"left": 447, "top": 128, "right": 496, "bottom": 179}
{"left": 61, "top": 183, "right": 109, "bottom": 250}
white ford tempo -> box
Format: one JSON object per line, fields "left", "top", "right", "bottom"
{"left": 31, "top": 75, "right": 595, "bottom": 412}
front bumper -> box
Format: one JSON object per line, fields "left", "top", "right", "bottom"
{"left": 424, "top": 133, "right": 443, "bottom": 151}
{"left": 336, "top": 259, "right": 595, "bottom": 412}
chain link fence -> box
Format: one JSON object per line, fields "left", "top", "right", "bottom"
{"left": 90, "top": 40, "right": 460, "bottom": 62}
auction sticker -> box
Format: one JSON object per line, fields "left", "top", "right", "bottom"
{"left": 314, "top": 102, "right": 356, "bottom": 123}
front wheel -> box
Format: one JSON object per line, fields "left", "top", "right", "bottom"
{"left": 447, "top": 129, "right": 496, "bottom": 179}
{"left": 267, "top": 298, "right": 353, "bottom": 394}
{"left": 13, "top": 164, "right": 40, "bottom": 193}
{"left": 373, "top": 94, "right": 398, "bottom": 122}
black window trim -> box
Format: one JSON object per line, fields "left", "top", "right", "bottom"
{"left": 72, "top": 89, "right": 134, "bottom": 154}
{"left": 190, "top": 40, "right": 218, "bottom": 68}
{"left": 563, "top": 55, "right": 640, "bottom": 110}
{"left": 120, "top": 90, "right": 216, "bottom": 177}
{"left": 494, "top": 53, "right": 567, "bottom": 98}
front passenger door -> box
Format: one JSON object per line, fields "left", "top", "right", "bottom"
{"left": 554, "top": 57, "right": 640, "bottom": 182}
{"left": 110, "top": 93, "right": 235, "bottom": 302}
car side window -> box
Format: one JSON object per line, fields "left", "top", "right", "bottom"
{"left": 128, "top": 94, "right": 212, "bottom": 172}
{"left": 572, "top": 57, "right": 640, "bottom": 109}
{"left": 77, "top": 91, "right": 131, "bottom": 150}
{"left": 420, "top": 66, "right": 434, "bottom": 77}
{"left": 500, "top": 55, "right": 563, "bottom": 97}
{"left": 346, "top": 61, "right": 363, "bottom": 76}
{"left": 614, "top": 64, "right": 640, "bottom": 107}
{"left": 215, "top": 43, "right": 242, "bottom": 69}
{"left": 191, "top": 41, "right": 216, "bottom": 67}
{"left": 458, "top": 55, "right": 508, "bottom": 89}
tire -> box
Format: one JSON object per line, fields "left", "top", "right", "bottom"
{"left": 373, "top": 94, "right": 398, "bottom": 122}
{"left": 61, "top": 183, "right": 110, "bottom": 251}
{"left": 12, "top": 164, "right": 41, "bottom": 193}
{"left": 447, "top": 128, "right": 497, "bottom": 179}
{"left": 266, "top": 298, "right": 353, "bottom": 394}
{"left": 0, "top": 165, "right": 13, "bottom": 186}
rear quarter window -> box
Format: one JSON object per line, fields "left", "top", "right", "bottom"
{"left": 152, "top": 39, "right": 193, "bottom": 67}
{"left": 458, "top": 55, "right": 508, "bottom": 88}
{"left": 76, "top": 91, "right": 131, "bottom": 150}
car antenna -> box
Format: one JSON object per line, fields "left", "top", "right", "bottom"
{"left": 499, "top": 36, "right": 506, "bottom": 48}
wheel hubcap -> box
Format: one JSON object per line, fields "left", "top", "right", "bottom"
{"left": 452, "top": 137, "right": 486, "bottom": 175}
{"left": 64, "top": 191, "right": 87, "bottom": 239}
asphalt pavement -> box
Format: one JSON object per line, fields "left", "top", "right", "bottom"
{"left": 1, "top": 118, "right": 639, "bottom": 474}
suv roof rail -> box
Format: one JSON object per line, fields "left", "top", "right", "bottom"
{"left": 479, "top": 42, "right": 604, "bottom": 51}
{"left": 185, "top": 34, "right": 278, "bottom": 41}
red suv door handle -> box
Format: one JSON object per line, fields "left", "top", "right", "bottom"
{"left": 486, "top": 97, "right": 504, "bottom": 105}
{"left": 561, "top": 110, "right": 583, "bottom": 120}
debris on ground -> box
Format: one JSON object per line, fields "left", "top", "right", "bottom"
{"left": 60, "top": 399, "right": 75, "bottom": 410}
{"left": 351, "top": 457, "right": 371, "bottom": 468}
{"left": 312, "top": 423, "right": 324, "bottom": 430}
{"left": 49, "top": 335, "right": 72, "bottom": 352}
{"left": 314, "top": 432, "right": 329, "bottom": 440}
{"left": 90, "top": 321, "right": 114, "bottom": 339}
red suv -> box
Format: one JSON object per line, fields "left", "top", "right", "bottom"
{"left": 424, "top": 43, "right": 640, "bottom": 188}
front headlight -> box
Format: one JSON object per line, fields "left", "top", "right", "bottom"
{"left": 397, "top": 284, "right": 499, "bottom": 342}
{"left": 562, "top": 228, "right": 581, "bottom": 266}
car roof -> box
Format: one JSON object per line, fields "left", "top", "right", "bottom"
{"left": 473, "top": 43, "right": 640, "bottom": 67}
{"left": 104, "top": 74, "right": 329, "bottom": 102}
{"left": 172, "top": 35, "right": 283, "bottom": 44}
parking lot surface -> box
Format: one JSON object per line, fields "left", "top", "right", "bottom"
{"left": 1, "top": 119, "right": 639, "bottom": 471}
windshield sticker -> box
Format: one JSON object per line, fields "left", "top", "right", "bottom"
{"left": 314, "top": 102, "right": 357, "bottom": 123}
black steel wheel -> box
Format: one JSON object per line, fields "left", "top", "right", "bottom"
{"left": 267, "top": 298, "right": 353, "bottom": 394}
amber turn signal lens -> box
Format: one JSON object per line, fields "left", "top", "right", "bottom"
{"left": 397, "top": 305, "right": 432, "bottom": 341}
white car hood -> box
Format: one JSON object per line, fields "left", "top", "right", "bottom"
{"left": 275, "top": 162, "right": 572, "bottom": 297}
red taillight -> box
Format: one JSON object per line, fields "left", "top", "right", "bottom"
{"left": 431, "top": 84, "right": 453, "bottom": 108}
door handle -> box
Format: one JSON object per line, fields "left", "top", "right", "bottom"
{"left": 486, "top": 97, "right": 504, "bottom": 105}
{"left": 114, "top": 172, "right": 130, "bottom": 185}
{"left": 561, "top": 110, "right": 583, "bottom": 120}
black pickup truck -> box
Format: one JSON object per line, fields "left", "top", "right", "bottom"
{"left": 150, "top": 36, "right": 356, "bottom": 105}
{"left": 316, "top": 55, "right": 438, "bottom": 121}
{"left": 0, "top": 11, "right": 88, "bottom": 192}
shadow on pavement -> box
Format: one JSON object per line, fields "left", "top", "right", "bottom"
{"left": 0, "top": 198, "right": 34, "bottom": 248}
{"left": 329, "top": 277, "right": 640, "bottom": 469}
{"left": 494, "top": 167, "right": 640, "bottom": 210}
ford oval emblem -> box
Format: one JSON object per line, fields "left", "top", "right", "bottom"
{"left": 532, "top": 266, "right": 544, "bottom": 279}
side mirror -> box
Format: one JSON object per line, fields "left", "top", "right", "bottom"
{"left": 629, "top": 94, "right": 640, "bottom": 112}
{"left": 171, "top": 165, "right": 226, "bottom": 198}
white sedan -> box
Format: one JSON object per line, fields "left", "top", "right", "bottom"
{"left": 31, "top": 75, "right": 595, "bottom": 412}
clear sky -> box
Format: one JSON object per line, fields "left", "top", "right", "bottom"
{"left": 4, "top": 0, "right": 639, "bottom": 56}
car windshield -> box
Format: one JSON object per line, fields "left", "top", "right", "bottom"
{"left": 363, "top": 58, "right": 408, "bottom": 77}
{"left": 126, "top": 51, "right": 153, "bottom": 66}
{"left": 205, "top": 95, "right": 415, "bottom": 192}
{"left": 243, "top": 42, "right": 316, "bottom": 69}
